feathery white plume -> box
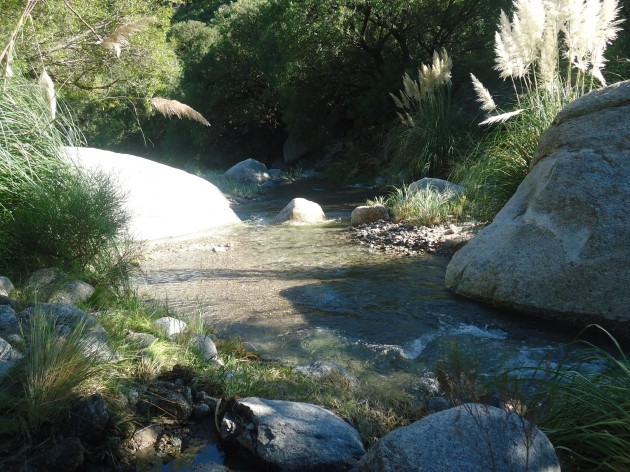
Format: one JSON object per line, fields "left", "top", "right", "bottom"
{"left": 470, "top": 74, "right": 496, "bottom": 112}
{"left": 151, "top": 97, "right": 211, "bottom": 126}
{"left": 479, "top": 109, "right": 524, "bottom": 125}
{"left": 100, "top": 17, "right": 155, "bottom": 58}
{"left": 39, "top": 69, "right": 56, "bottom": 120}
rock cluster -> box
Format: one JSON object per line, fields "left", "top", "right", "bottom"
{"left": 349, "top": 221, "right": 477, "bottom": 256}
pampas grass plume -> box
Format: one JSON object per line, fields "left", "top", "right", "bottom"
{"left": 39, "top": 69, "right": 56, "bottom": 120}
{"left": 479, "top": 109, "right": 524, "bottom": 125}
{"left": 470, "top": 74, "right": 496, "bottom": 112}
{"left": 101, "top": 17, "right": 156, "bottom": 58}
{"left": 151, "top": 97, "right": 210, "bottom": 126}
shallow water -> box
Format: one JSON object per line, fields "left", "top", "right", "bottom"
{"left": 138, "top": 179, "right": 582, "bottom": 470}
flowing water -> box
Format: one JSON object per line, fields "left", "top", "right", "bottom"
{"left": 138, "top": 179, "right": 582, "bottom": 470}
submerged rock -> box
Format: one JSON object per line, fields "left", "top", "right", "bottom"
{"left": 446, "top": 80, "right": 630, "bottom": 337}
{"left": 221, "top": 397, "right": 365, "bottom": 471}
{"left": 357, "top": 403, "right": 559, "bottom": 472}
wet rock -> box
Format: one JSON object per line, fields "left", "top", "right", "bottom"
{"left": 34, "top": 436, "right": 84, "bottom": 472}
{"left": 221, "top": 397, "right": 365, "bottom": 472}
{"left": 0, "top": 276, "right": 14, "bottom": 297}
{"left": 350, "top": 205, "right": 390, "bottom": 226}
{"left": 272, "top": 198, "right": 326, "bottom": 224}
{"left": 356, "top": 403, "right": 559, "bottom": 472}
{"left": 154, "top": 316, "right": 187, "bottom": 339}
{"left": 0, "top": 337, "right": 23, "bottom": 378}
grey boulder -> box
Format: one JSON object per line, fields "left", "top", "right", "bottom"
{"left": 224, "top": 158, "right": 270, "bottom": 182}
{"left": 0, "top": 337, "right": 23, "bottom": 379}
{"left": 357, "top": 403, "right": 559, "bottom": 472}
{"left": 445, "top": 80, "right": 630, "bottom": 337}
{"left": 222, "top": 397, "right": 365, "bottom": 471}
{"left": 408, "top": 178, "right": 463, "bottom": 196}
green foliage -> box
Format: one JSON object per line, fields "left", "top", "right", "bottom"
{"left": 165, "top": 0, "right": 503, "bottom": 165}
{"left": 452, "top": 89, "right": 570, "bottom": 221}
{"left": 0, "top": 75, "right": 136, "bottom": 293}
{"left": 6, "top": 168, "right": 130, "bottom": 272}
{"left": 1, "top": 0, "right": 181, "bottom": 147}
{"left": 371, "top": 185, "right": 468, "bottom": 226}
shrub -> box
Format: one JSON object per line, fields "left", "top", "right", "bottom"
{"left": 0, "top": 309, "right": 103, "bottom": 434}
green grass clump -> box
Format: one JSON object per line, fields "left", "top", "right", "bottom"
{"left": 452, "top": 89, "right": 570, "bottom": 221}
{"left": 371, "top": 185, "right": 468, "bottom": 226}
{"left": 522, "top": 327, "right": 630, "bottom": 471}
{"left": 0, "top": 309, "right": 103, "bottom": 434}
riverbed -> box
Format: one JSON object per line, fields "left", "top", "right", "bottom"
{"left": 138, "top": 180, "right": 580, "bottom": 393}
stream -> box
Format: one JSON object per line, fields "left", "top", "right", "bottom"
{"left": 138, "top": 179, "right": 582, "bottom": 471}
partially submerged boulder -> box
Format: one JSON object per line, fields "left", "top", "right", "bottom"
{"left": 221, "top": 397, "right": 365, "bottom": 471}
{"left": 357, "top": 403, "right": 559, "bottom": 472}
{"left": 224, "top": 158, "right": 270, "bottom": 182}
{"left": 445, "top": 81, "right": 630, "bottom": 337}
{"left": 272, "top": 198, "right": 326, "bottom": 224}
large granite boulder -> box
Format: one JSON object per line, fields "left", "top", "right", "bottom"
{"left": 221, "top": 397, "right": 365, "bottom": 471}
{"left": 357, "top": 403, "right": 559, "bottom": 472}
{"left": 224, "top": 158, "right": 270, "bottom": 182}
{"left": 445, "top": 81, "right": 630, "bottom": 337}
{"left": 0, "top": 276, "right": 14, "bottom": 297}
{"left": 64, "top": 147, "right": 241, "bottom": 240}
{"left": 272, "top": 198, "right": 326, "bottom": 224}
